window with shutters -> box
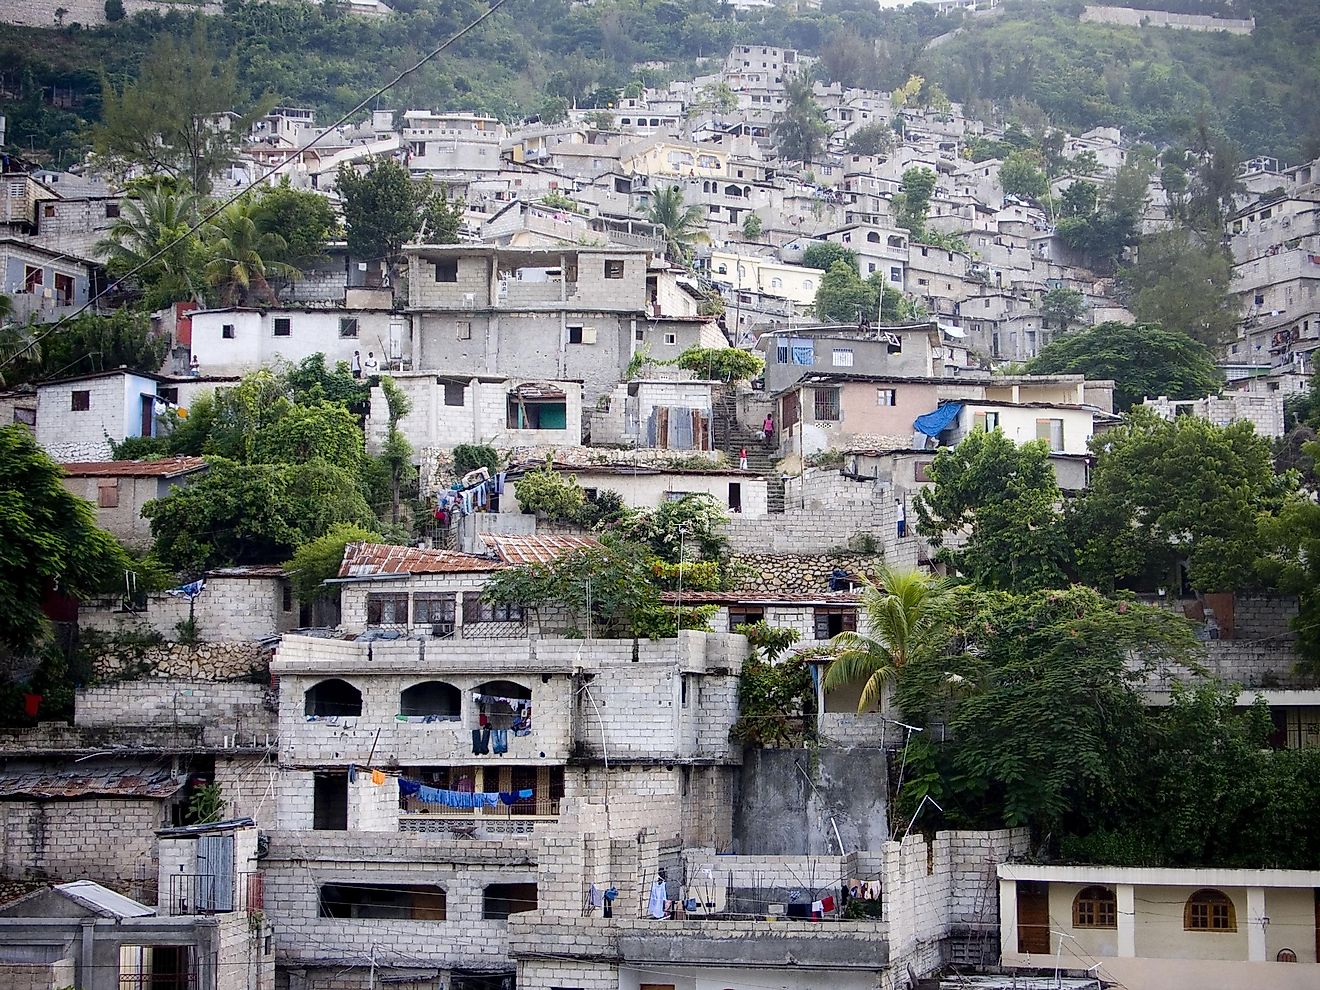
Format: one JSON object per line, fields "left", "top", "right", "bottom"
{"left": 814, "top": 607, "right": 857, "bottom": 639}
{"left": 98, "top": 480, "right": 120, "bottom": 508}
{"left": 814, "top": 387, "right": 841, "bottom": 421}
{"left": 877, "top": 389, "right": 896, "bottom": 407}
{"left": 728, "top": 606, "right": 765, "bottom": 630}
{"left": 457, "top": 320, "right": 472, "bottom": 340}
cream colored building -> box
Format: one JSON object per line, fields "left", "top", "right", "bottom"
{"left": 708, "top": 251, "right": 824, "bottom": 307}
{"left": 999, "top": 863, "right": 1320, "bottom": 989}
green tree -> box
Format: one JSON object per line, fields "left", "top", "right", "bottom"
{"left": 1039, "top": 286, "right": 1085, "bottom": 332}
{"left": 775, "top": 75, "right": 829, "bottom": 163}
{"left": 103, "top": 0, "right": 124, "bottom": 20}
{"left": 814, "top": 261, "right": 875, "bottom": 323}
{"left": 821, "top": 567, "right": 955, "bottom": 713}
{"left": 895, "top": 167, "right": 936, "bottom": 235}
{"left": 0, "top": 426, "right": 129, "bottom": 675}
{"left": 90, "top": 24, "right": 269, "bottom": 194}
{"left": 893, "top": 587, "right": 1201, "bottom": 831}
{"left": 1070, "top": 409, "right": 1290, "bottom": 593}
{"left": 251, "top": 401, "right": 365, "bottom": 472}
{"left": 644, "top": 186, "right": 707, "bottom": 265}
{"left": 36, "top": 309, "right": 168, "bottom": 384}
{"left": 417, "top": 187, "right": 464, "bottom": 244}
{"left": 377, "top": 375, "right": 414, "bottom": 525}
{"left": 284, "top": 522, "right": 380, "bottom": 605}
{"left": 94, "top": 184, "right": 204, "bottom": 310}
{"left": 1026, "top": 321, "right": 1221, "bottom": 411}
{"left": 741, "top": 213, "right": 764, "bottom": 240}
{"left": 143, "top": 459, "right": 379, "bottom": 572}
{"left": 536, "top": 95, "right": 570, "bottom": 125}
{"left": 253, "top": 182, "right": 339, "bottom": 270}
{"left": 1122, "top": 229, "right": 1237, "bottom": 346}
{"left": 998, "top": 149, "right": 1049, "bottom": 201}
{"left": 801, "top": 241, "right": 856, "bottom": 273}
{"left": 1059, "top": 180, "right": 1098, "bottom": 218}
{"left": 845, "top": 123, "right": 893, "bottom": 157}
{"left": 914, "top": 428, "right": 1070, "bottom": 592}
{"left": 336, "top": 157, "right": 422, "bottom": 284}
{"left": 202, "top": 199, "right": 292, "bottom": 306}
{"left": 1258, "top": 476, "right": 1320, "bottom": 677}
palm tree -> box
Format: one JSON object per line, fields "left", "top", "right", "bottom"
{"left": 645, "top": 186, "right": 708, "bottom": 266}
{"left": 95, "top": 185, "right": 204, "bottom": 309}
{"left": 821, "top": 566, "right": 954, "bottom": 713}
{"left": 202, "top": 200, "right": 292, "bottom": 306}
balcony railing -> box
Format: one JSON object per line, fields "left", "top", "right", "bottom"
{"left": 165, "top": 871, "right": 263, "bottom": 916}
{"left": 399, "top": 812, "right": 557, "bottom": 836}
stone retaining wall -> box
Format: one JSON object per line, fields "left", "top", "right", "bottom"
{"left": 0, "top": 0, "right": 220, "bottom": 28}
{"left": 729, "top": 551, "right": 886, "bottom": 593}
{"left": 92, "top": 642, "right": 272, "bottom": 682}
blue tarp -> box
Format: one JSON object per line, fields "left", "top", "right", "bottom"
{"left": 913, "top": 403, "right": 963, "bottom": 437}
{"left": 790, "top": 339, "right": 815, "bottom": 365}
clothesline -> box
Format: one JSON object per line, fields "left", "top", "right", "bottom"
{"left": 434, "top": 472, "right": 507, "bottom": 524}
{"left": 398, "top": 775, "right": 534, "bottom": 809}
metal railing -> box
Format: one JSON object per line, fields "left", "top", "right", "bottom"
{"left": 165, "top": 871, "right": 262, "bottom": 916}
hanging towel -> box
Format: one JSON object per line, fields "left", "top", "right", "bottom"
{"left": 810, "top": 899, "right": 824, "bottom": 914}
{"left": 589, "top": 883, "right": 604, "bottom": 908}
{"left": 398, "top": 778, "right": 421, "bottom": 797}
{"left": 371, "top": 769, "right": 385, "bottom": 786}
{"left": 820, "top": 895, "right": 836, "bottom": 913}
{"left": 499, "top": 791, "right": 517, "bottom": 806}
{"left": 517, "top": 787, "right": 533, "bottom": 799}
{"left": 648, "top": 880, "right": 668, "bottom": 920}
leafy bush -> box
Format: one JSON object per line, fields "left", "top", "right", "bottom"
{"left": 673, "top": 346, "right": 763, "bottom": 382}
{"left": 512, "top": 466, "right": 586, "bottom": 519}
{"left": 731, "top": 639, "right": 815, "bottom": 748}
{"left": 453, "top": 443, "right": 500, "bottom": 477}
{"left": 649, "top": 559, "right": 724, "bottom": 592}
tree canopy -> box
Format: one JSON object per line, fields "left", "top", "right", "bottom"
{"left": 1026, "top": 321, "right": 1222, "bottom": 411}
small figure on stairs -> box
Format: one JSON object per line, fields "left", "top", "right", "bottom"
{"left": 762, "top": 412, "right": 774, "bottom": 442}
{"left": 739, "top": 447, "right": 748, "bottom": 470}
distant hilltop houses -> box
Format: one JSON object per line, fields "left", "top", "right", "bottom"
{"left": 2, "top": 20, "right": 1319, "bottom": 990}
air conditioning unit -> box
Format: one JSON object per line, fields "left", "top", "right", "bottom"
{"left": 432, "top": 622, "right": 455, "bottom": 639}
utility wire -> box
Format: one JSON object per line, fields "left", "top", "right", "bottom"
{"left": 0, "top": 0, "right": 510, "bottom": 373}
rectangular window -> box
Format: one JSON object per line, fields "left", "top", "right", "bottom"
{"left": 914, "top": 461, "right": 933, "bottom": 483}
{"left": 664, "top": 332, "right": 677, "bottom": 345}
{"left": 973, "top": 411, "right": 1000, "bottom": 431}
{"left": 366, "top": 592, "right": 409, "bottom": 625}
{"left": 414, "top": 592, "right": 456, "bottom": 627}
{"left": 832, "top": 348, "right": 854, "bottom": 367}
{"left": 890, "top": 267, "right": 902, "bottom": 282}
{"left": 97, "top": 479, "right": 120, "bottom": 508}
{"left": 464, "top": 599, "right": 525, "bottom": 623}
{"left": 53, "top": 272, "right": 74, "bottom": 306}
{"left": 338, "top": 317, "right": 359, "bottom": 338}
{"left": 482, "top": 882, "right": 538, "bottom": 920}
{"left": 814, "top": 607, "right": 857, "bottom": 640}
{"left": 813, "top": 387, "right": 840, "bottom": 422}
{"left": 71, "top": 390, "right": 90, "bottom": 412}
{"left": 312, "top": 771, "right": 348, "bottom": 830}
{"left": 43, "top": 203, "right": 56, "bottom": 218}
{"left": 158, "top": 386, "right": 179, "bottom": 405}
{"left": 877, "top": 388, "right": 896, "bottom": 407}
{"left": 604, "top": 259, "right": 625, "bottom": 279}
{"left": 457, "top": 320, "right": 472, "bottom": 340}
{"left": 728, "top": 606, "right": 765, "bottom": 631}
{"left": 776, "top": 340, "right": 789, "bottom": 364}
{"left": 508, "top": 397, "right": 567, "bottom": 430}
{"left": 443, "top": 381, "right": 465, "bottom": 406}
{"left": 273, "top": 318, "right": 292, "bottom": 337}
{"left": 1036, "top": 418, "right": 1064, "bottom": 452}
{"left": 105, "top": 202, "right": 120, "bottom": 218}
{"left": 320, "top": 883, "right": 447, "bottom": 920}
{"left": 23, "top": 265, "right": 43, "bottom": 291}
{"left": 281, "top": 584, "right": 293, "bottom": 612}
{"left": 568, "top": 325, "right": 584, "bottom": 344}
{"left": 222, "top": 323, "right": 236, "bottom": 339}
{"left": 436, "top": 260, "right": 458, "bottom": 282}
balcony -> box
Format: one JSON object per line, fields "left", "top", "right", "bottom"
{"left": 400, "top": 800, "right": 561, "bottom": 836}
{"left": 164, "top": 871, "right": 263, "bottom": 916}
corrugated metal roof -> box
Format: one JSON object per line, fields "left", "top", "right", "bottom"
{"left": 0, "top": 762, "right": 185, "bottom": 800}
{"left": 338, "top": 541, "right": 506, "bottom": 578}
{"left": 55, "top": 881, "right": 155, "bottom": 918}
{"left": 61, "top": 457, "right": 208, "bottom": 479}
{"left": 482, "top": 533, "right": 603, "bottom": 565}
{"left": 659, "top": 590, "right": 861, "bottom": 605}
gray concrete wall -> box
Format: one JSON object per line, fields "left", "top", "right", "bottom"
{"left": 734, "top": 746, "right": 889, "bottom": 855}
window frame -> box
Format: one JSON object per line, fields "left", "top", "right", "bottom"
{"left": 604, "top": 259, "right": 626, "bottom": 279}
{"left": 366, "top": 592, "right": 409, "bottom": 626}
{"left": 71, "top": 390, "right": 91, "bottom": 412}
{"left": 1072, "top": 886, "right": 1117, "bottom": 930}
{"left": 813, "top": 606, "right": 857, "bottom": 640}
{"left": 97, "top": 479, "right": 120, "bottom": 508}
{"left": 338, "top": 317, "right": 359, "bottom": 338}
{"left": 813, "top": 386, "right": 841, "bottom": 422}
{"left": 877, "top": 388, "right": 897, "bottom": 407}
{"left": 1184, "top": 889, "right": 1236, "bottom": 933}
{"left": 832, "top": 348, "right": 854, "bottom": 368}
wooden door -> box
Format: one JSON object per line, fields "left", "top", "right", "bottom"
{"left": 1017, "top": 880, "right": 1051, "bottom": 954}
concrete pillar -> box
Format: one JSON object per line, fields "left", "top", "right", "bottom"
{"left": 1116, "top": 883, "right": 1136, "bottom": 958}
{"left": 998, "top": 878, "right": 1017, "bottom": 958}
{"left": 1247, "top": 886, "right": 1267, "bottom": 962}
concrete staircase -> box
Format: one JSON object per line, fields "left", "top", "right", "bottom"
{"left": 713, "top": 385, "right": 784, "bottom": 513}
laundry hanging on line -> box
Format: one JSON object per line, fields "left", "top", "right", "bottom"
{"left": 396, "top": 776, "right": 533, "bottom": 808}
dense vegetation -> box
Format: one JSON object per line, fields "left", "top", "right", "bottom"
{"left": 4, "top": 0, "right": 1318, "bottom": 166}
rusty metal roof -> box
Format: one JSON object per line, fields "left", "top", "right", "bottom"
{"left": 0, "top": 761, "right": 185, "bottom": 800}
{"left": 338, "top": 541, "right": 506, "bottom": 578}
{"left": 658, "top": 590, "right": 861, "bottom": 606}
{"left": 482, "top": 533, "right": 603, "bottom": 565}
{"left": 60, "top": 457, "right": 209, "bottom": 479}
